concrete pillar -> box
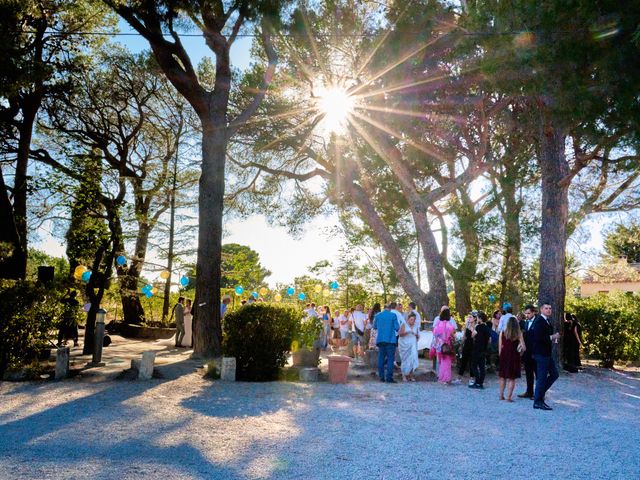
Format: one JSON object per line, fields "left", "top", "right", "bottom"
{"left": 299, "top": 367, "right": 319, "bottom": 382}
{"left": 55, "top": 347, "right": 69, "bottom": 380}
{"left": 138, "top": 351, "right": 156, "bottom": 380}
{"left": 221, "top": 357, "right": 236, "bottom": 381}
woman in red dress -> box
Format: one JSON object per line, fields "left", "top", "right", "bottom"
{"left": 498, "top": 317, "right": 526, "bottom": 402}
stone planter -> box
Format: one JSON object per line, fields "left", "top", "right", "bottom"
{"left": 328, "top": 355, "right": 350, "bottom": 384}
{"left": 292, "top": 348, "right": 320, "bottom": 367}
{"left": 120, "top": 323, "right": 175, "bottom": 340}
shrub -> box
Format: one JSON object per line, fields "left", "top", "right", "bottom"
{"left": 0, "top": 280, "right": 64, "bottom": 377}
{"left": 223, "top": 303, "right": 301, "bottom": 381}
{"left": 566, "top": 293, "right": 640, "bottom": 368}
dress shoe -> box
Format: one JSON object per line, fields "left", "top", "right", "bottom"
{"left": 468, "top": 383, "right": 483, "bottom": 389}
{"left": 386, "top": 379, "right": 397, "bottom": 383}
{"left": 533, "top": 402, "right": 552, "bottom": 411}
{"left": 517, "top": 392, "right": 533, "bottom": 399}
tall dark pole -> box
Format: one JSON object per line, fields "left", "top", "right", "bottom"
{"left": 162, "top": 144, "right": 178, "bottom": 323}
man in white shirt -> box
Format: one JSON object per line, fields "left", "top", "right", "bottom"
{"left": 390, "top": 301, "right": 404, "bottom": 328}
{"left": 307, "top": 303, "right": 318, "bottom": 318}
{"left": 338, "top": 309, "right": 350, "bottom": 346}
{"left": 497, "top": 302, "right": 515, "bottom": 332}
{"left": 351, "top": 304, "right": 368, "bottom": 359}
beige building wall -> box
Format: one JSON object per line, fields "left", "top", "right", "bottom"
{"left": 580, "top": 281, "right": 640, "bottom": 297}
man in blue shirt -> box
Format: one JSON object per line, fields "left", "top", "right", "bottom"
{"left": 374, "top": 304, "right": 400, "bottom": 383}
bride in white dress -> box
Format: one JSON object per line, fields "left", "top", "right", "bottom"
{"left": 183, "top": 299, "right": 193, "bottom": 347}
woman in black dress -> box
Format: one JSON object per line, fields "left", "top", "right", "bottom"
{"left": 563, "top": 312, "right": 583, "bottom": 372}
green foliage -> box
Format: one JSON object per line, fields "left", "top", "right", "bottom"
{"left": 293, "top": 316, "right": 323, "bottom": 351}
{"left": 223, "top": 303, "right": 301, "bottom": 381}
{"left": 26, "top": 248, "right": 70, "bottom": 285}
{"left": 0, "top": 280, "right": 64, "bottom": 376}
{"left": 221, "top": 243, "right": 271, "bottom": 290}
{"left": 604, "top": 223, "right": 640, "bottom": 263}
{"left": 203, "top": 360, "right": 220, "bottom": 380}
{"left": 566, "top": 293, "right": 640, "bottom": 367}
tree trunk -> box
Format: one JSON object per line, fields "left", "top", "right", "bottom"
{"left": 192, "top": 118, "right": 225, "bottom": 358}
{"left": 162, "top": 154, "right": 178, "bottom": 322}
{"left": 413, "top": 210, "right": 448, "bottom": 319}
{"left": 537, "top": 115, "right": 569, "bottom": 343}
{"left": 452, "top": 275, "right": 472, "bottom": 318}
{"left": 498, "top": 178, "right": 523, "bottom": 311}
{"left": 4, "top": 107, "right": 38, "bottom": 280}
{"left": 347, "top": 182, "right": 428, "bottom": 313}
{"left": 0, "top": 167, "right": 24, "bottom": 279}
{"left": 118, "top": 221, "right": 151, "bottom": 324}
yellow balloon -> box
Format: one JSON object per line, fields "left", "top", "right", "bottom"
{"left": 314, "top": 285, "right": 322, "bottom": 293}
{"left": 274, "top": 293, "right": 282, "bottom": 302}
{"left": 74, "top": 265, "right": 87, "bottom": 276}
{"left": 323, "top": 289, "right": 331, "bottom": 296}
{"left": 151, "top": 287, "right": 158, "bottom": 294}
{"left": 160, "top": 270, "right": 170, "bottom": 279}
{"left": 259, "top": 287, "right": 268, "bottom": 296}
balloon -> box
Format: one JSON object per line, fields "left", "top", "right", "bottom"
{"left": 274, "top": 293, "right": 282, "bottom": 302}
{"left": 83, "top": 303, "right": 91, "bottom": 312}
{"left": 145, "top": 291, "right": 153, "bottom": 298}
{"left": 488, "top": 294, "right": 496, "bottom": 303}
{"left": 251, "top": 291, "right": 258, "bottom": 299}
{"left": 259, "top": 287, "right": 268, "bottom": 296}
{"left": 323, "top": 289, "right": 331, "bottom": 296}
{"left": 160, "top": 270, "right": 170, "bottom": 280}
{"left": 314, "top": 285, "right": 322, "bottom": 293}
{"left": 298, "top": 292, "right": 306, "bottom": 301}
{"left": 330, "top": 281, "right": 339, "bottom": 290}
{"left": 116, "top": 255, "right": 126, "bottom": 266}
{"left": 151, "top": 287, "right": 158, "bottom": 295}
{"left": 73, "top": 271, "right": 83, "bottom": 281}
{"left": 235, "top": 285, "right": 244, "bottom": 295}
{"left": 81, "top": 270, "right": 91, "bottom": 282}
{"left": 287, "top": 287, "right": 295, "bottom": 296}
{"left": 180, "top": 276, "right": 189, "bottom": 287}
{"left": 74, "top": 265, "right": 87, "bottom": 276}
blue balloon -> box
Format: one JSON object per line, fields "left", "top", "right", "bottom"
{"left": 180, "top": 276, "right": 189, "bottom": 287}
{"left": 330, "top": 281, "right": 339, "bottom": 290}
{"left": 145, "top": 291, "right": 153, "bottom": 298}
{"left": 298, "top": 292, "right": 306, "bottom": 301}
{"left": 252, "top": 291, "right": 258, "bottom": 299}
{"left": 235, "top": 285, "right": 244, "bottom": 295}
{"left": 81, "top": 271, "right": 91, "bottom": 282}
{"left": 141, "top": 284, "right": 152, "bottom": 294}
{"left": 488, "top": 294, "right": 496, "bottom": 303}
{"left": 286, "top": 287, "right": 295, "bottom": 296}
{"left": 116, "top": 255, "right": 126, "bottom": 266}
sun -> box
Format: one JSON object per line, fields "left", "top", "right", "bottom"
{"left": 315, "top": 85, "right": 355, "bottom": 135}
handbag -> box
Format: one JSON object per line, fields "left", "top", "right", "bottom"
{"left": 441, "top": 342, "right": 453, "bottom": 355}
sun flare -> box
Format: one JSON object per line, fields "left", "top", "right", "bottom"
{"left": 315, "top": 85, "right": 355, "bottom": 134}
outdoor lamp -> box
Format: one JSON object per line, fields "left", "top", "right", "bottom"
{"left": 91, "top": 308, "right": 107, "bottom": 366}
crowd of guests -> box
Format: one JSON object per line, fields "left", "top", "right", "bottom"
{"left": 304, "top": 300, "right": 583, "bottom": 412}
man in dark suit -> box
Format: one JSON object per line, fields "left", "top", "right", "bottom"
{"left": 532, "top": 302, "right": 560, "bottom": 411}
{"left": 517, "top": 305, "right": 537, "bottom": 399}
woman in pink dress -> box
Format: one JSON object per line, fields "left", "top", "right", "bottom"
{"left": 432, "top": 309, "right": 456, "bottom": 384}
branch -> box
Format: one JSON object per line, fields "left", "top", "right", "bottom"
{"left": 227, "top": 20, "right": 278, "bottom": 138}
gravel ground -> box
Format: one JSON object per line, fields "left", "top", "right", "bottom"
{"left": 1, "top": 367, "right": 639, "bottom": 480}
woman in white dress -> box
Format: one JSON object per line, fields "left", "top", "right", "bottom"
{"left": 183, "top": 298, "right": 193, "bottom": 347}
{"left": 398, "top": 312, "right": 420, "bottom": 382}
